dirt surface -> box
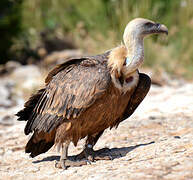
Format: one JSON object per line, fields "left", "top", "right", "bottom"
{"left": 0, "top": 74, "right": 193, "bottom": 180}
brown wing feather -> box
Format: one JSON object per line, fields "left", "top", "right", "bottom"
{"left": 45, "top": 57, "right": 84, "bottom": 85}
{"left": 44, "top": 51, "right": 110, "bottom": 85}
{"left": 24, "top": 57, "right": 111, "bottom": 135}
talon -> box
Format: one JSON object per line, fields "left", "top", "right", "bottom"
{"left": 55, "top": 159, "right": 67, "bottom": 169}
{"left": 109, "top": 154, "right": 113, "bottom": 160}
{"left": 61, "top": 159, "right": 67, "bottom": 170}
{"left": 55, "top": 160, "right": 59, "bottom": 168}
{"left": 105, "top": 148, "right": 113, "bottom": 160}
{"left": 85, "top": 159, "right": 92, "bottom": 165}
{"left": 55, "top": 159, "right": 87, "bottom": 169}
{"left": 94, "top": 148, "right": 113, "bottom": 160}
{"left": 76, "top": 147, "right": 95, "bottom": 162}
{"left": 87, "top": 154, "right": 95, "bottom": 162}
{"left": 84, "top": 146, "right": 95, "bottom": 162}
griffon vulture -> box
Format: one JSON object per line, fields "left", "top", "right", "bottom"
{"left": 16, "top": 18, "right": 168, "bottom": 169}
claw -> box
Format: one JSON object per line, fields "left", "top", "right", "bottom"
{"left": 86, "top": 154, "right": 95, "bottom": 162}
{"left": 75, "top": 146, "right": 95, "bottom": 162}
{"left": 55, "top": 160, "right": 59, "bottom": 168}
{"left": 55, "top": 159, "right": 67, "bottom": 170}
{"left": 61, "top": 159, "right": 67, "bottom": 170}
{"left": 55, "top": 159, "right": 87, "bottom": 169}
{"left": 75, "top": 147, "right": 114, "bottom": 162}
{"left": 65, "top": 159, "right": 87, "bottom": 167}
{"left": 94, "top": 148, "right": 113, "bottom": 160}
{"left": 85, "top": 159, "right": 92, "bottom": 165}
{"left": 84, "top": 145, "right": 95, "bottom": 162}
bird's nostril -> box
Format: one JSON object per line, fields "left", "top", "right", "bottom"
{"left": 156, "top": 23, "right": 161, "bottom": 29}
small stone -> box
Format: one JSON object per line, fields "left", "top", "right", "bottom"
{"left": 174, "top": 136, "right": 181, "bottom": 139}
{"left": 0, "top": 115, "right": 15, "bottom": 126}
{"left": 149, "top": 116, "right": 156, "bottom": 120}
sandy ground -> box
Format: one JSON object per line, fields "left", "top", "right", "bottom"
{"left": 0, "top": 77, "right": 193, "bottom": 180}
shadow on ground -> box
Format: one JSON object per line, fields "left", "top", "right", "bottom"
{"left": 33, "top": 141, "right": 154, "bottom": 164}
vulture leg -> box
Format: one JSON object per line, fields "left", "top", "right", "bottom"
{"left": 55, "top": 142, "right": 69, "bottom": 169}
{"left": 76, "top": 130, "right": 112, "bottom": 161}
{"left": 55, "top": 141, "right": 87, "bottom": 169}
{"left": 75, "top": 131, "right": 103, "bottom": 161}
{"left": 84, "top": 131, "right": 104, "bottom": 161}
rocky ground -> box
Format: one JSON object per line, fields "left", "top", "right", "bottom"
{"left": 0, "top": 65, "right": 193, "bottom": 180}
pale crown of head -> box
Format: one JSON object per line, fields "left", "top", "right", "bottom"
{"left": 123, "top": 18, "right": 168, "bottom": 48}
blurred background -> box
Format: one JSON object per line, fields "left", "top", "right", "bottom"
{"left": 0, "top": 0, "right": 193, "bottom": 111}
{"left": 1, "top": 0, "right": 193, "bottom": 78}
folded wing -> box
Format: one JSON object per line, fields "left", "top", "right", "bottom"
{"left": 17, "top": 57, "right": 111, "bottom": 135}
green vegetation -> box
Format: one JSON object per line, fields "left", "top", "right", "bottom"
{"left": 1, "top": 0, "right": 193, "bottom": 78}
{"left": 0, "top": 0, "right": 23, "bottom": 64}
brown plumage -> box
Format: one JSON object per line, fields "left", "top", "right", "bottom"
{"left": 16, "top": 18, "right": 168, "bottom": 169}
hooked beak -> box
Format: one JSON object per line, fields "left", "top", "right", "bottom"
{"left": 154, "top": 23, "right": 168, "bottom": 35}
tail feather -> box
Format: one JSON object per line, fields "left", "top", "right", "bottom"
{"left": 25, "top": 133, "right": 54, "bottom": 158}
{"left": 16, "top": 88, "right": 55, "bottom": 157}
{"left": 16, "top": 88, "right": 45, "bottom": 121}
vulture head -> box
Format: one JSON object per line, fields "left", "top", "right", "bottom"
{"left": 123, "top": 18, "right": 168, "bottom": 42}
{"left": 108, "top": 18, "right": 168, "bottom": 88}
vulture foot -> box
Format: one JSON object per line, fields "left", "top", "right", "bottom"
{"left": 94, "top": 148, "right": 113, "bottom": 160}
{"left": 75, "top": 146, "right": 95, "bottom": 162}
{"left": 75, "top": 147, "right": 113, "bottom": 161}
{"left": 55, "top": 159, "right": 87, "bottom": 169}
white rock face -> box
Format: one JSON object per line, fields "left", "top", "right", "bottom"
{"left": 0, "top": 78, "right": 24, "bottom": 125}
{"left": 0, "top": 81, "right": 12, "bottom": 107}
{"left": 0, "top": 65, "right": 42, "bottom": 125}
{"left": 10, "top": 65, "right": 44, "bottom": 94}
{"left": 11, "top": 65, "right": 41, "bottom": 79}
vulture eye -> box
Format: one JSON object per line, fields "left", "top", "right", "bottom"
{"left": 144, "top": 22, "right": 153, "bottom": 28}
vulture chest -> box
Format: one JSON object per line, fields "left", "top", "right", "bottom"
{"left": 56, "top": 83, "right": 136, "bottom": 145}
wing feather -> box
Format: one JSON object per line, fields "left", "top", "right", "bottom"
{"left": 24, "top": 57, "right": 111, "bottom": 134}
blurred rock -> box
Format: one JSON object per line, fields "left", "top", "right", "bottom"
{"left": 0, "top": 83, "right": 10, "bottom": 107}
{"left": 0, "top": 79, "right": 15, "bottom": 108}
{"left": 141, "top": 68, "right": 171, "bottom": 86}
{"left": 44, "top": 49, "right": 83, "bottom": 66}
{"left": 10, "top": 65, "right": 44, "bottom": 96}
{"left": 0, "top": 61, "right": 21, "bottom": 76}
{"left": 37, "top": 47, "right": 47, "bottom": 58}
{"left": 11, "top": 65, "right": 41, "bottom": 80}
{"left": 0, "top": 76, "right": 23, "bottom": 126}
{"left": 0, "top": 115, "right": 15, "bottom": 126}
{"left": 40, "top": 29, "right": 77, "bottom": 53}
